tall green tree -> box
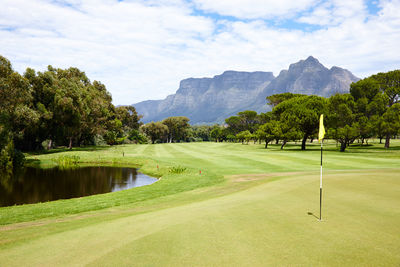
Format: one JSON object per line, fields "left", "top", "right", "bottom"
{"left": 266, "top": 93, "right": 304, "bottom": 107}
{"left": 351, "top": 70, "right": 400, "bottom": 148}
{"left": 210, "top": 126, "right": 223, "bottom": 142}
{"left": 140, "top": 122, "right": 168, "bottom": 144}
{"left": 371, "top": 70, "right": 400, "bottom": 148}
{"left": 258, "top": 120, "right": 281, "bottom": 149}
{"left": 326, "top": 94, "right": 359, "bottom": 152}
{"left": 0, "top": 56, "right": 37, "bottom": 172}
{"left": 162, "top": 116, "right": 190, "bottom": 143}
{"left": 273, "top": 95, "right": 326, "bottom": 150}
{"left": 191, "top": 125, "right": 212, "bottom": 141}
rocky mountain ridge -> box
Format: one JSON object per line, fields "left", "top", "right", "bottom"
{"left": 134, "top": 56, "right": 359, "bottom": 124}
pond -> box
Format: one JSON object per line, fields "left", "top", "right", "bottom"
{"left": 0, "top": 166, "right": 158, "bottom": 207}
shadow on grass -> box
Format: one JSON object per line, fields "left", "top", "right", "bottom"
{"left": 255, "top": 141, "right": 400, "bottom": 152}
{"left": 307, "top": 211, "right": 319, "bottom": 220}
{"left": 347, "top": 144, "right": 400, "bottom": 151}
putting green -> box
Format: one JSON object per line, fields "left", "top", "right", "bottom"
{"left": 0, "top": 142, "right": 399, "bottom": 266}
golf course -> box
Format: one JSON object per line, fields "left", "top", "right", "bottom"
{"left": 0, "top": 141, "right": 399, "bottom": 266}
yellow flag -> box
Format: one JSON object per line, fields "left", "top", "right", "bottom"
{"left": 318, "top": 114, "right": 325, "bottom": 142}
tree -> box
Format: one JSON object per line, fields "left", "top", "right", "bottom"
{"left": 273, "top": 95, "right": 326, "bottom": 150}
{"left": 236, "top": 130, "right": 252, "bottom": 144}
{"left": 381, "top": 103, "right": 400, "bottom": 144}
{"left": 115, "top": 105, "right": 142, "bottom": 131}
{"left": 372, "top": 70, "right": 400, "bottom": 148}
{"left": 141, "top": 122, "right": 168, "bottom": 144}
{"left": 350, "top": 77, "right": 385, "bottom": 145}
{"left": 225, "top": 115, "right": 244, "bottom": 135}
{"left": 162, "top": 116, "right": 190, "bottom": 143}
{"left": 128, "top": 129, "right": 148, "bottom": 144}
{"left": 237, "top": 110, "right": 258, "bottom": 133}
{"left": 1, "top": 55, "right": 144, "bottom": 152}
{"left": 266, "top": 93, "right": 304, "bottom": 107}
{"left": 259, "top": 120, "right": 281, "bottom": 149}
{"left": 226, "top": 134, "right": 236, "bottom": 142}
{"left": 191, "top": 125, "right": 212, "bottom": 141}
{"left": 326, "top": 94, "right": 359, "bottom": 152}
{"left": 0, "top": 56, "right": 38, "bottom": 173}
{"left": 351, "top": 70, "right": 400, "bottom": 148}
{"left": 210, "top": 127, "right": 223, "bottom": 142}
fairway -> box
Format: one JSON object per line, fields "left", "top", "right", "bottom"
{"left": 1, "top": 142, "right": 400, "bottom": 266}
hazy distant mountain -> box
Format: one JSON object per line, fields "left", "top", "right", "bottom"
{"left": 134, "top": 71, "right": 275, "bottom": 124}
{"left": 134, "top": 56, "right": 359, "bottom": 124}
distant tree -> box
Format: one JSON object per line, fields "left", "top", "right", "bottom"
{"left": 162, "top": 116, "right": 190, "bottom": 143}
{"left": 275, "top": 121, "right": 302, "bottom": 150}
{"left": 128, "top": 129, "right": 148, "bottom": 144}
{"left": 257, "top": 112, "right": 275, "bottom": 125}
{"left": 115, "top": 105, "right": 142, "bottom": 131}
{"left": 210, "top": 127, "right": 223, "bottom": 142}
{"left": 141, "top": 122, "right": 168, "bottom": 144}
{"left": 266, "top": 93, "right": 304, "bottom": 107}
{"left": 236, "top": 130, "right": 252, "bottom": 144}
{"left": 104, "top": 118, "right": 124, "bottom": 145}
{"left": 350, "top": 70, "right": 400, "bottom": 148}
{"left": 326, "top": 94, "right": 359, "bottom": 152}
{"left": 371, "top": 70, "right": 400, "bottom": 148}
{"left": 259, "top": 120, "right": 281, "bottom": 149}
{"left": 273, "top": 95, "right": 326, "bottom": 150}
{"left": 226, "top": 134, "right": 236, "bottom": 142}
{"left": 225, "top": 110, "right": 260, "bottom": 135}
{"left": 191, "top": 125, "right": 212, "bottom": 141}
{"left": 237, "top": 110, "right": 258, "bottom": 133}
{"left": 381, "top": 103, "right": 400, "bottom": 143}
{"left": 1, "top": 55, "right": 145, "bottom": 153}
{"left": 0, "top": 56, "right": 36, "bottom": 173}
{"left": 225, "top": 115, "right": 244, "bottom": 135}
{"left": 254, "top": 128, "right": 265, "bottom": 144}
{"left": 370, "top": 115, "right": 386, "bottom": 143}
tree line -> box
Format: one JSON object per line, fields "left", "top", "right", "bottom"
{"left": 1, "top": 53, "right": 399, "bottom": 173}
{"left": 208, "top": 70, "right": 400, "bottom": 152}
{"left": 0, "top": 55, "right": 141, "bottom": 173}
{"left": 137, "top": 69, "right": 399, "bottom": 151}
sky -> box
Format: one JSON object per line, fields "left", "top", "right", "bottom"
{"left": 1, "top": 0, "right": 399, "bottom": 105}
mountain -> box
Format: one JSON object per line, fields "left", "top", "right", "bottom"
{"left": 134, "top": 71, "right": 275, "bottom": 124}
{"left": 134, "top": 56, "right": 359, "bottom": 124}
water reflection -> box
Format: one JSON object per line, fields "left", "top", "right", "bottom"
{"left": 0, "top": 167, "right": 157, "bottom": 207}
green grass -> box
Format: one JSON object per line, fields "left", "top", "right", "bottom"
{"left": 0, "top": 140, "right": 399, "bottom": 266}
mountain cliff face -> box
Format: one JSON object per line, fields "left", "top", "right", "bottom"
{"left": 134, "top": 71, "right": 275, "bottom": 124}
{"left": 134, "top": 56, "right": 359, "bottom": 124}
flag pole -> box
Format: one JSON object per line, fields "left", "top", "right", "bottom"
{"left": 318, "top": 114, "right": 325, "bottom": 222}
{"left": 320, "top": 140, "right": 323, "bottom": 221}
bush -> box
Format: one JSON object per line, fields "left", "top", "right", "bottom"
{"left": 169, "top": 166, "right": 187, "bottom": 174}
{"left": 128, "top": 129, "right": 148, "bottom": 144}
{"left": 0, "top": 136, "right": 24, "bottom": 176}
{"left": 13, "top": 149, "right": 25, "bottom": 169}
{"left": 55, "top": 155, "right": 80, "bottom": 169}
{"left": 93, "top": 134, "right": 107, "bottom": 146}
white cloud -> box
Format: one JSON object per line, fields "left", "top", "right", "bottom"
{"left": 192, "top": 0, "right": 318, "bottom": 19}
{"left": 0, "top": 0, "right": 399, "bottom": 106}
{"left": 298, "top": 0, "right": 368, "bottom": 26}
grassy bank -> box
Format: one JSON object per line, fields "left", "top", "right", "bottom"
{"left": 0, "top": 141, "right": 399, "bottom": 266}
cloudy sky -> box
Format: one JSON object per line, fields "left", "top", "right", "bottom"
{"left": 1, "top": 0, "right": 399, "bottom": 105}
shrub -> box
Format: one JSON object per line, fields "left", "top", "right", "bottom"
{"left": 55, "top": 155, "right": 80, "bottom": 169}
{"left": 168, "top": 166, "right": 187, "bottom": 174}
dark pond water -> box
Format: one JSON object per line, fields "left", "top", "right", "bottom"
{"left": 0, "top": 167, "right": 157, "bottom": 207}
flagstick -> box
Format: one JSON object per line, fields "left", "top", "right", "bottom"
{"left": 319, "top": 140, "right": 323, "bottom": 221}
